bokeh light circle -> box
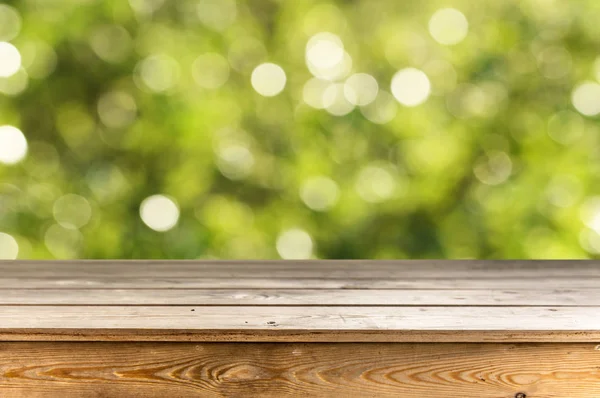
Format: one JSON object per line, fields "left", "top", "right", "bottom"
{"left": 355, "top": 166, "right": 396, "bottom": 203}
{"left": 53, "top": 194, "right": 93, "bottom": 229}
{"left": 305, "top": 32, "right": 344, "bottom": 69}
{"left": 360, "top": 90, "right": 398, "bottom": 124}
{"left": 140, "top": 195, "right": 180, "bottom": 232}
{"left": 0, "top": 5, "right": 21, "bottom": 41}
{"left": 344, "top": 73, "right": 379, "bottom": 106}
{"left": 0, "top": 42, "right": 21, "bottom": 78}
{"left": 192, "top": 52, "right": 230, "bottom": 89}
{"left": 276, "top": 228, "right": 313, "bottom": 259}
{"left": 300, "top": 176, "right": 340, "bottom": 211}
{"left": 391, "top": 68, "right": 431, "bottom": 107}
{"left": 428, "top": 8, "right": 469, "bottom": 45}
{"left": 302, "top": 77, "right": 330, "bottom": 109}
{"left": 0, "top": 125, "right": 27, "bottom": 165}
{"left": 251, "top": 63, "right": 286, "bottom": 97}
{"left": 572, "top": 82, "right": 600, "bottom": 116}
{"left": 135, "top": 54, "right": 180, "bottom": 93}
{"left": 0, "top": 232, "right": 18, "bottom": 259}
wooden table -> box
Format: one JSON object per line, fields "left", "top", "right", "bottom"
{"left": 1, "top": 260, "right": 599, "bottom": 397}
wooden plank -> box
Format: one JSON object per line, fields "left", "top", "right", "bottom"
{"left": 1, "top": 342, "right": 599, "bottom": 397}
{"left": 2, "top": 260, "right": 600, "bottom": 278}
{"left": 3, "top": 260, "right": 598, "bottom": 289}
{"left": 0, "top": 306, "right": 599, "bottom": 339}
{"left": 2, "top": 288, "right": 600, "bottom": 306}
{"left": 3, "top": 329, "right": 599, "bottom": 343}
{"left": 1, "top": 277, "right": 598, "bottom": 289}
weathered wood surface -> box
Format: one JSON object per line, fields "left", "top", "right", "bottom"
{"left": 3, "top": 259, "right": 600, "bottom": 277}
{"left": 0, "top": 305, "right": 598, "bottom": 330}
{"left": 1, "top": 260, "right": 599, "bottom": 290}
{"left": 5, "top": 277, "right": 600, "bottom": 289}
{"left": 1, "top": 260, "right": 600, "bottom": 342}
{"left": 1, "top": 342, "right": 600, "bottom": 398}
{"left": 2, "top": 305, "right": 600, "bottom": 342}
{"left": 4, "top": 288, "right": 599, "bottom": 305}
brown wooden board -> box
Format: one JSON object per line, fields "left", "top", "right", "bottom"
{"left": 1, "top": 342, "right": 599, "bottom": 397}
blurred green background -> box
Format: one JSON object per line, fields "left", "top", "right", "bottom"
{"left": 1, "top": 0, "right": 600, "bottom": 260}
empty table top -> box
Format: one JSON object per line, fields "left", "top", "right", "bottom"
{"left": 2, "top": 260, "right": 600, "bottom": 342}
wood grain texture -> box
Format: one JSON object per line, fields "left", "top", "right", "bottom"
{"left": 4, "top": 277, "right": 600, "bottom": 289}
{"left": 4, "top": 288, "right": 599, "bottom": 305}
{"left": 2, "top": 260, "right": 599, "bottom": 290}
{"left": 3, "top": 259, "right": 600, "bottom": 278}
{"left": 1, "top": 306, "right": 600, "bottom": 343}
{"left": 2, "top": 261, "right": 600, "bottom": 396}
{"left": 3, "top": 329, "right": 600, "bottom": 343}
{"left": 2, "top": 260, "right": 600, "bottom": 342}
{"left": 1, "top": 305, "right": 599, "bottom": 330}
{"left": 1, "top": 342, "right": 600, "bottom": 397}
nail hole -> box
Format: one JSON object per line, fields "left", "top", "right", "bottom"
{"left": 515, "top": 393, "right": 526, "bottom": 398}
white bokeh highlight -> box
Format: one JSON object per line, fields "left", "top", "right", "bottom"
{"left": 344, "top": 73, "right": 379, "bottom": 106}
{"left": 276, "top": 228, "right": 313, "bottom": 259}
{"left": 308, "top": 50, "right": 352, "bottom": 81}
{"left": 140, "top": 195, "right": 180, "bottom": 232}
{"left": 428, "top": 8, "right": 469, "bottom": 45}
{"left": 306, "top": 32, "right": 344, "bottom": 69}
{"left": 0, "top": 42, "right": 21, "bottom": 78}
{"left": 251, "top": 63, "right": 286, "bottom": 97}
{"left": 0, "top": 125, "right": 27, "bottom": 165}
{"left": 135, "top": 54, "right": 180, "bottom": 93}
{"left": 305, "top": 32, "right": 352, "bottom": 81}
{"left": 323, "top": 83, "right": 355, "bottom": 116}
{"left": 572, "top": 82, "right": 600, "bottom": 116}
{"left": 391, "top": 68, "right": 431, "bottom": 107}
{"left": 580, "top": 196, "right": 600, "bottom": 234}
{"left": 300, "top": 176, "right": 339, "bottom": 211}
{"left": 0, "top": 232, "right": 18, "bottom": 259}
{"left": 302, "top": 77, "right": 330, "bottom": 109}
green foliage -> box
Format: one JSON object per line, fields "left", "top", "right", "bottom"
{"left": 1, "top": 0, "right": 600, "bottom": 259}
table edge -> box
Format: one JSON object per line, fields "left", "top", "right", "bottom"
{"left": 1, "top": 329, "right": 599, "bottom": 343}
